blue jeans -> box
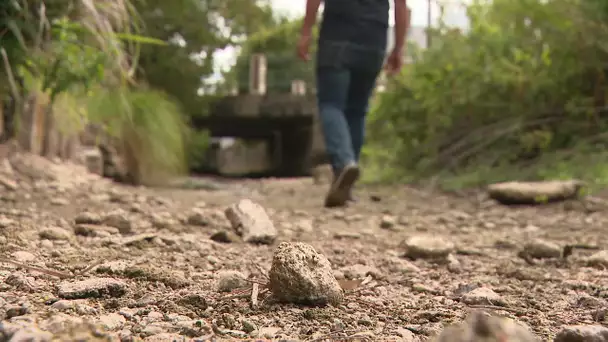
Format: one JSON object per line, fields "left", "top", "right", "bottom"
{"left": 315, "top": 40, "right": 385, "bottom": 173}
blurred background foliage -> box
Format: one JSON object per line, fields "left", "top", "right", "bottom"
{"left": 0, "top": 0, "right": 278, "bottom": 184}
{"left": 363, "top": 0, "right": 608, "bottom": 189}
{"left": 4, "top": 0, "right": 608, "bottom": 189}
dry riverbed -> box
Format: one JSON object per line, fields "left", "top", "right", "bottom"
{"left": 1, "top": 153, "right": 608, "bottom": 341}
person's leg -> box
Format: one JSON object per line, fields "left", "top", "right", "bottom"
{"left": 316, "top": 67, "right": 360, "bottom": 207}
{"left": 345, "top": 69, "right": 381, "bottom": 163}
{"left": 340, "top": 70, "right": 379, "bottom": 202}
{"left": 342, "top": 46, "right": 385, "bottom": 202}
{"left": 316, "top": 67, "right": 353, "bottom": 172}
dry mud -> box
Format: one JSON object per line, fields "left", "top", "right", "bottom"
{"left": 1, "top": 154, "right": 608, "bottom": 341}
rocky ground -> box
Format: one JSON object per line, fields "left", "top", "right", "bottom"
{"left": 1, "top": 154, "right": 608, "bottom": 341}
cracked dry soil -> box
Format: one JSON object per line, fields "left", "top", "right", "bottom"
{"left": 2, "top": 154, "right": 608, "bottom": 341}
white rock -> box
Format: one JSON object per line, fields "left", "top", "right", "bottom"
{"left": 269, "top": 242, "right": 343, "bottom": 306}
{"left": 225, "top": 199, "right": 277, "bottom": 244}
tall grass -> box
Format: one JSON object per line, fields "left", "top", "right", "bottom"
{"left": 87, "top": 87, "right": 188, "bottom": 185}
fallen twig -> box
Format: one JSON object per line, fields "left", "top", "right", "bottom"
{"left": 241, "top": 278, "right": 268, "bottom": 286}
{"left": 251, "top": 283, "right": 259, "bottom": 309}
{"left": 0, "top": 257, "right": 72, "bottom": 279}
{"left": 73, "top": 260, "right": 104, "bottom": 276}
{"left": 253, "top": 263, "right": 270, "bottom": 281}
{"left": 467, "top": 305, "right": 526, "bottom": 314}
{"left": 220, "top": 288, "right": 252, "bottom": 301}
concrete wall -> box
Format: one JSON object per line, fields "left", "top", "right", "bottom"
{"left": 216, "top": 139, "right": 273, "bottom": 176}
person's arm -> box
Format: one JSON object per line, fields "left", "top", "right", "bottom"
{"left": 393, "top": 0, "right": 409, "bottom": 52}
{"left": 301, "top": 0, "right": 322, "bottom": 36}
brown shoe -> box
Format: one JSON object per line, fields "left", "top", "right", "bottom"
{"left": 324, "top": 163, "right": 360, "bottom": 208}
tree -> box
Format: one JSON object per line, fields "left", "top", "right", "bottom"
{"left": 134, "top": 0, "right": 278, "bottom": 115}
{"left": 221, "top": 18, "right": 318, "bottom": 94}
{"left": 128, "top": 0, "right": 282, "bottom": 172}
{"left": 0, "top": 0, "right": 190, "bottom": 185}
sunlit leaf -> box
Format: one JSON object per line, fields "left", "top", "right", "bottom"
{"left": 113, "top": 33, "right": 166, "bottom": 45}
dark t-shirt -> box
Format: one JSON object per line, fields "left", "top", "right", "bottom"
{"left": 319, "top": 0, "right": 389, "bottom": 50}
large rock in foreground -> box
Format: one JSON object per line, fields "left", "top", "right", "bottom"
{"left": 269, "top": 242, "right": 343, "bottom": 306}
{"left": 434, "top": 311, "right": 538, "bottom": 341}
{"left": 487, "top": 180, "right": 584, "bottom": 205}
{"left": 0, "top": 321, "right": 53, "bottom": 342}
{"left": 225, "top": 199, "right": 278, "bottom": 244}
{"left": 554, "top": 325, "right": 608, "bottom": 342}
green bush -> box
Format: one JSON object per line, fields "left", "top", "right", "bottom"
{"left": 86, "top": 87, "right": 189, "bottom": 186}
{"left": 365, "top": 0, "right": 608, "bottom": 189}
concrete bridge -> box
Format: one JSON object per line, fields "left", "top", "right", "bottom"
{"left": 193, "top": 54, "right": 328, "bottom": 177}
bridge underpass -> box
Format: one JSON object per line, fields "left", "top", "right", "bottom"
{"left": 192, "top": 58, "right": 326, "bottom": 177}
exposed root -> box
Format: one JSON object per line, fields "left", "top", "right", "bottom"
{"left": 0, "top": 257, "right": 73, "bottom": 279}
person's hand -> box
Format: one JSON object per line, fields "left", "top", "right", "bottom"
{"left": 385, "top": 48, "right": 404, "bottom": 76}
{"left": 297, "top": 33, "right": 312, "bottom": 61}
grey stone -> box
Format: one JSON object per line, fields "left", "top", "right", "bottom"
{"left": 587, "top": 251, "right": 608, "bottom": 268}
{"left": 380, "top": 215, "right": 398, "bottom": 230}
{"left": 341, "top": 264, "right": 382, "bottom": 280}
{"left": 58, "top": 277, "right": 127, "bottom": 299}
{"left": 81, "top": 147, "right": 104, "bottom": 176}
{"left": 98, "top": 312, "right": 126, "bottom": 331}
{"left": 461, "top": 287, "right": 506, "bottom": 306}
{"left": 225, "top": 199, "right": 277, "bottom": 244}
{"left": 433, "top": 311, "right": 537, "bottom": 341}
{"left": 74, "top": 211, "right": 102, "bottom": 225}
{"left": 554, "top": 325, "right": 608, "bottom": 342}
{"left": 402, "top": 235, "right": 454, "bottom": 259}
{"left": 102, "top": 209, "right": 133, "bottom": 234}
{"left": 11, "top": 251, "right": 36, "bottom": 262}
{"left": 186, "top": 209, "right": 209, "bottom": 226}
{"left": 0, "top": 321, "right": 53, "bottom": 342}
{"left": 217, "top": 270, "right": 248, "bottom": 292}
{"left": 210, "top": 230, "right": 241, "bottom": 243}
{"left": 39, "top": 226, "right": 71, "bottom": 241}
{"left": 488, "top": 180, "right": 584, "bottom": 205}
{"left": 522, "top": 239, "right": 562, "bottom": 259}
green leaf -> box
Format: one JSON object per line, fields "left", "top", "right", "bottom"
{"left": 113, "top": 33, "right": 167, "bottom": 45}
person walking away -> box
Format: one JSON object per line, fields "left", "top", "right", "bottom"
{"left": 297, "top": 0, "right": 409, "bottom": 207}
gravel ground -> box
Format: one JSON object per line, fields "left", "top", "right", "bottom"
{"left": 1, "top": 154, "right": 608, "bottom": 341}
